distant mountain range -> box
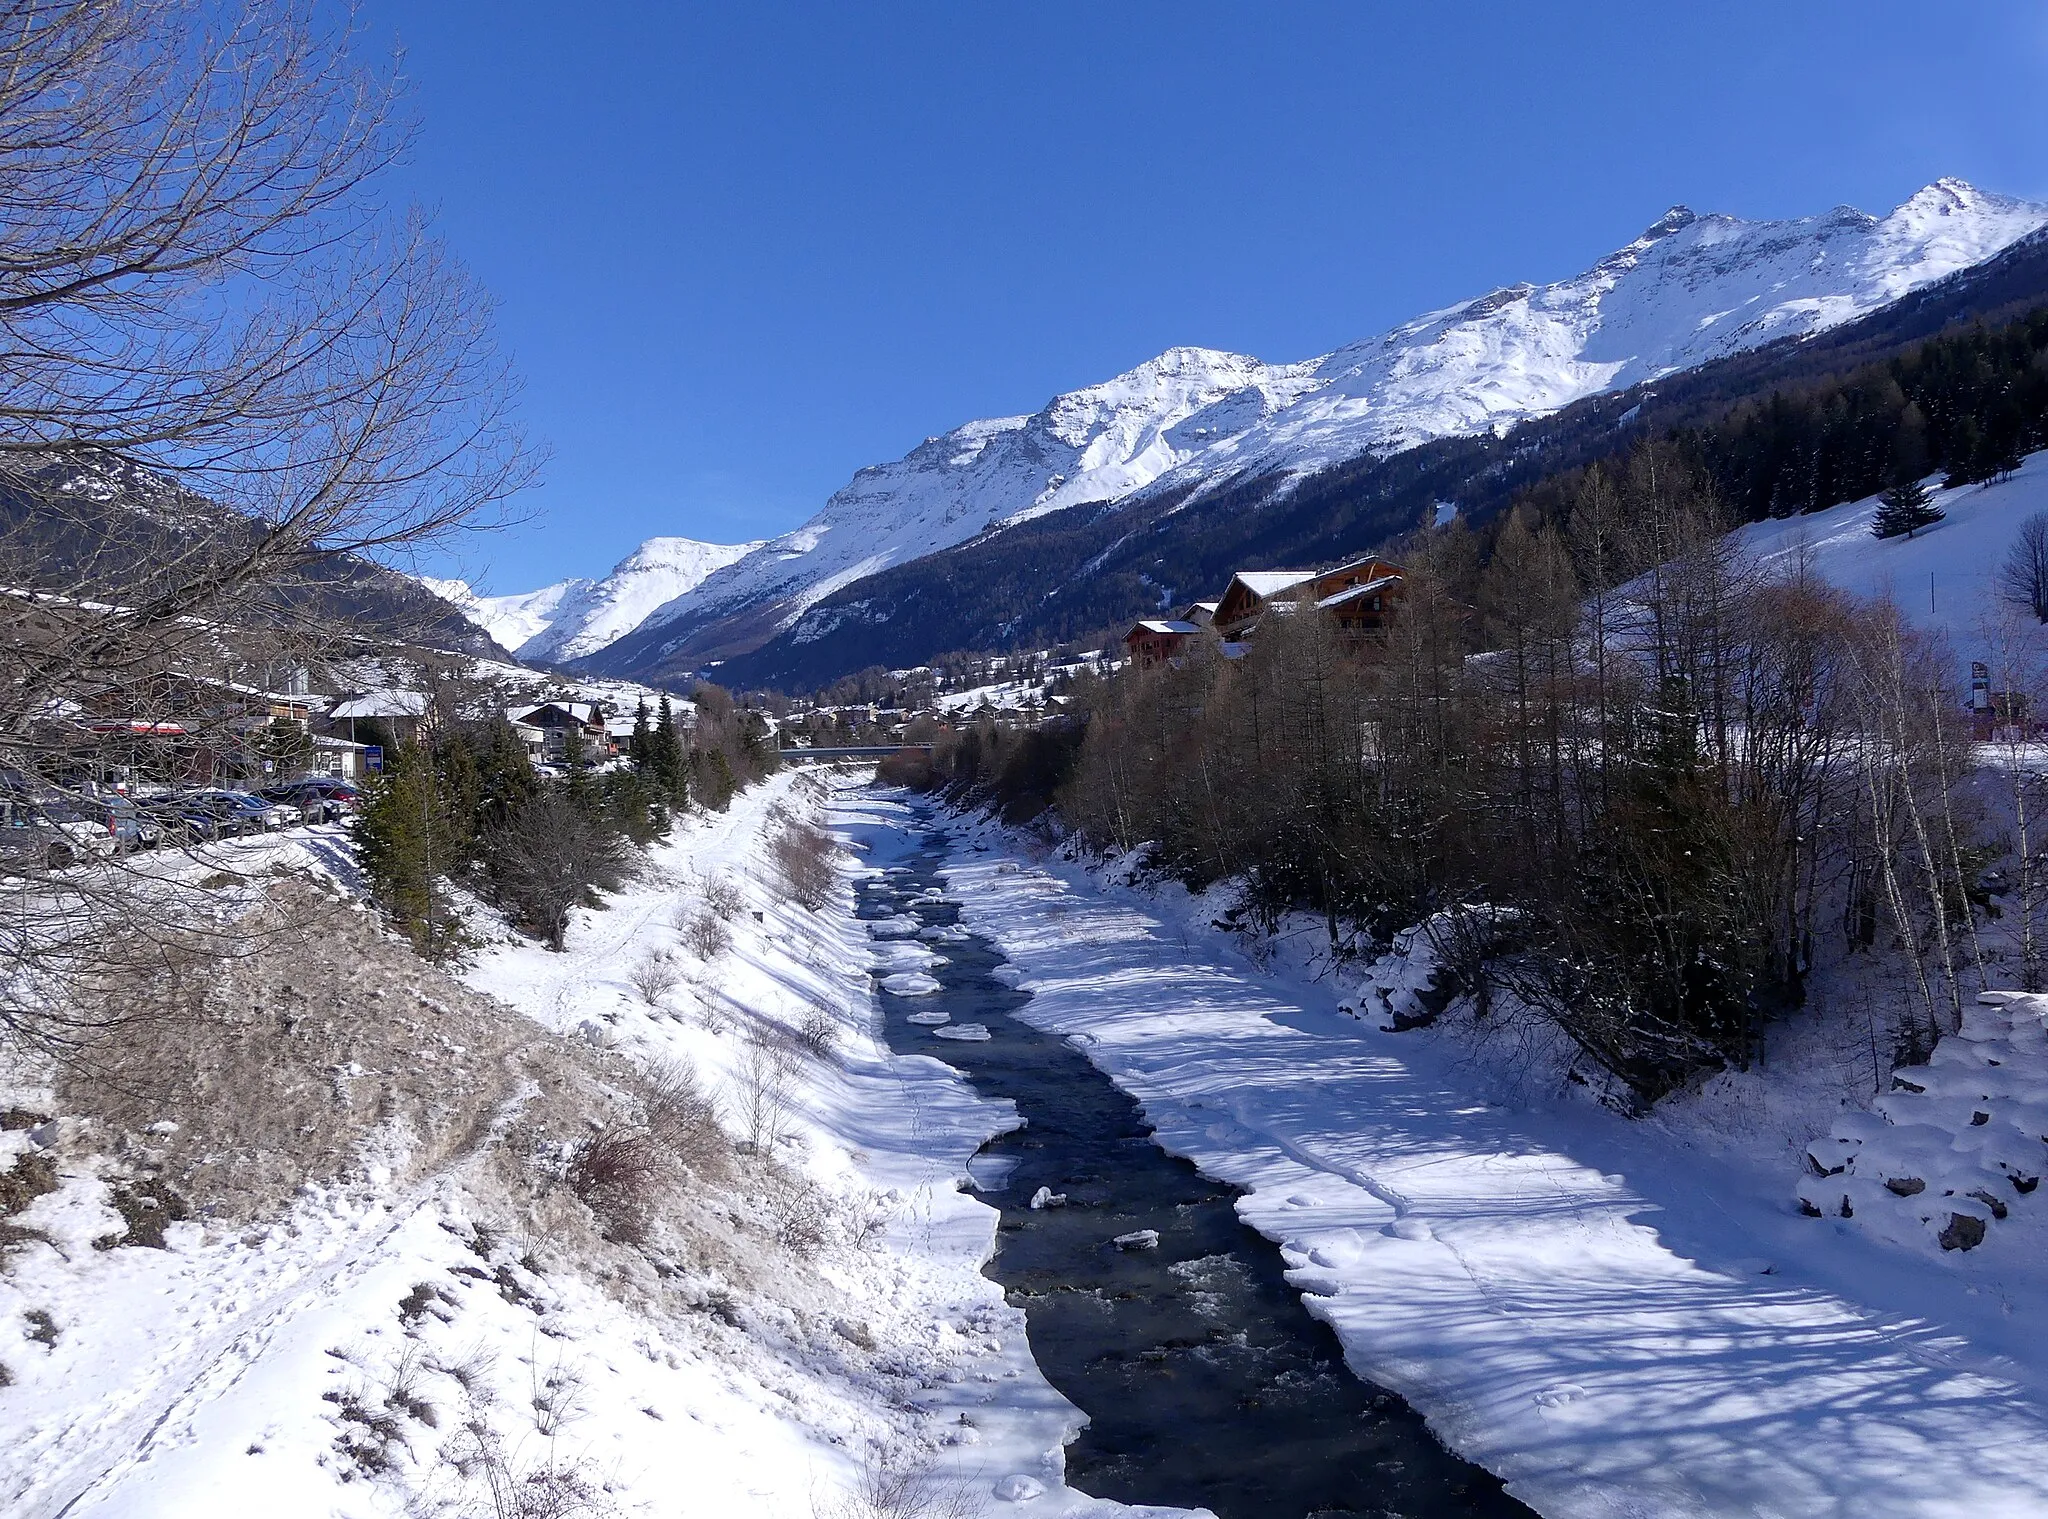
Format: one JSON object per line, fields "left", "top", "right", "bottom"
{"left": 436, "top": 179, "right": 2048, "bottom": 689}
{"left": 424, "top": 536, "right": 758, "bottom": 664}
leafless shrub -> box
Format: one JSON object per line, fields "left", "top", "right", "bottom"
{"left": 680, "top": 909, "right": 732, "bottom": 962}
{"left": 528, "top": 1354, "right": 587, "bottom": 1436}
{"left": 770, "top": 821, "right": 838, "bottom": 911}
{"left": 449, "top": 1422, "right": 620, "bottom": 1519}
{"left": 814, "top": 1458, "right": 986, "bottom": 1519}
{"left": 383, "top": 1343, "right": 439, "bottom": 1428}
{"left": 700, "top": 873, "right": 748, "bottom": 920}
{"left": 627, "top": 953, "right": 681, "bottom": 1006}
{"left": 431, "top": 1341, "right": 500, "bottom": 1404}
{"left": 564, "top": 1124, "right": 664, "bottom": 1246}
{"left": 733, "top": 1036, "right": 799, "bottom": 1154}
{"left": 795, "top": 1005, "right": 839, "bottom": 1061}
{"left": 487, "top": 792, "right": 632, "bottom": 952}
{"left": 841, "top": 1189, "right": 894, "bottom": 1251}
{"left": 644, "top": 1060, "right": 727, "bottom": 1170}
{"left": 766, "top": 1175, "right": 833, "bottom": 1257}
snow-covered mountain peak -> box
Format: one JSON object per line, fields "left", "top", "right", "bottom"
{"left": 576, "top": 179, "right": 2048, "bottom": 682}
{"left": 427, "top": 536, "right": 761, "bottom": 666}
{"left": 1137, "top": 178, "right": 2048, "bottom": 491}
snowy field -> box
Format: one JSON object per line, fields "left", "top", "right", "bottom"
{"left": 1737, "top": 451, "right": 2048, "bottom": 651}
{"left": 0, "top": 778, "right": 1198, "bottom": 1519}
{"left": 942, "top": 815, "right": 2048, "bottom": 1518}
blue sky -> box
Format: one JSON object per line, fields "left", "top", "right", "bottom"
{"left": 367, "top": 2, "right": 2048, "bottom": 593}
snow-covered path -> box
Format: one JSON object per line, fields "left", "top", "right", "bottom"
{"left": 945, "top": 829, "right": 2048, "bottom": 1518}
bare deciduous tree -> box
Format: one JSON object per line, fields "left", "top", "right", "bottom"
{"left": 1997, "top": 511, "right": 2048, "bottom": 623}
{"left": 0, "top": 1, "right": 536, "bottom": 1050}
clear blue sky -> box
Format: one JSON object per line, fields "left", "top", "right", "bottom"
{"left": 366, "top": 1, "right": 2048, "bottom": 594}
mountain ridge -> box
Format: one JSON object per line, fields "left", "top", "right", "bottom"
{"left": 455, "top": 179, "right": 2048, "bottom": 687}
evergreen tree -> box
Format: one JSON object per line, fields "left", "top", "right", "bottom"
{"left": 629, "top": 699, "right": 651, "bottom": 772}
{"left": 651, "top": 695, "right": 685, "bottom": 799}
{"left": 352, "top": 740, "right": 466, "bottom": 956}
{"left": 1872, "top": 475, "right": 1944, "bottom": 540}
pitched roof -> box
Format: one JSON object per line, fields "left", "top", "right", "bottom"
{"left": 1316, "top": 574, "right": 1402, "bottom": 610}
{"left": 1232, "top": 570, "right": 1319, "bottom": 598}
{"left": 1129, "top": 619, "right": 1200, "bottom": 636}
{"left": 328, "top": 689, "right": 428, "bottom": 719}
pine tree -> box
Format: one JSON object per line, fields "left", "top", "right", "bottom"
{"left": 629, "top": 699, "right": 651, "bottom": 771}
{"left": 1872, "top": 475, "right": 1944, "bottom": 540}
{"left": 352, "top": 740, "right": 466, "bottom": 956}
{"left": 652, "top": 695, "right": 685, "bottom": 799}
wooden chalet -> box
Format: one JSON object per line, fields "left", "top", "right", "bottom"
{"left": 512, "top": 701, "right": 610, "bottom": 761}
{"left": 1211, "top": 556, "right": 1406, "bottom": 640}
{"left": 1122, "top": 618, "right": 1201, "bottom": 670}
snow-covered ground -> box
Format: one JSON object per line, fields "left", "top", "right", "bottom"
{"left": 1738, "top": 449, "right": 2048, "bottom": 652}
{"left": 0, "top": 779, "right": 1196, "bottom": 1519}
{"left": 942, "top": 814, "right": 2048, "bottom": 1518}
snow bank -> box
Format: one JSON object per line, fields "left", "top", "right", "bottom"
{"left": 0, "top": 781, "right": 1199, "bottom": 1519}
{"left": 946, "top": 816, "right": 2048, "bottom": 1519}
{"left": 1800, "top": 991, "right": 2048, "bottom": 1258}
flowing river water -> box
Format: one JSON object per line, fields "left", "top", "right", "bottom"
{"left": 860, "top": 820, "right": 1530, "bottom": 1519}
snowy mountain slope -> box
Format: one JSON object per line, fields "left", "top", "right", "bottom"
{"left": 418, "top": 575, "right": 583, "bottom": 654}
{"left": 590, "top": 348, "right": 1315, "bottom": 673}
{"left": 1735, "top": 449, "right": 2048, "bottom": 649}
{"left": 425, "top": 537, "right": 760, "bottom": 665}
{"left": 1142, "top": 179, "right": 2048, "bottom": 501}
{"left": 514, "top": 535, "right": 762, "bottom": 664}
{"left": 577, "top": 179, "right": 2045, "bottom": 682}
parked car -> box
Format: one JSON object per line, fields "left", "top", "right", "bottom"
{"left": 74, "top": 793, "right": 161, "bottom": 852}
{"left": 136, "top": 796, "right": 225, "bottom": 845}
{"left": 0, "top": 793, "right": 119, "bottom": 869}
{"left": 188, "top": 789, "right": 292, "bottom": 835}
{"left": 258, "top": 777, "right": 361, "bottom": 822}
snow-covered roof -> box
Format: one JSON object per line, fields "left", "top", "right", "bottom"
{"left": 1317, "top": 574, "right": 1401, "bottom": 610}
{"left": 327, "top": 690, "right": 428, "bottom": 719}
{"left": 1232, "top": 570, "right": 1319, "bottom": 598}
{"left": 1129, "top": 619, "right": 1199, "bottom": 636}
{"left": 514, "top": 701, "right": 599, "bottom": 724}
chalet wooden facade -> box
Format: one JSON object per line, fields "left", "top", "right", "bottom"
{"left": 1210, "top": 555, "right": 1407, "bottom": 640}
{"left": 1122, "top": 618, "right": 1201, "bottom": 670}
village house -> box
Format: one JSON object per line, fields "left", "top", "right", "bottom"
{"left": 324, "top": 689, "right": 429, "bottom": 748}
{"left": 1122, "top": 618, "right": 1202, "bottom": 670}
{"left": 1210, "top": 555, "right": 1406, "bottom": 641}
{"left": 512, "top": 701, "right": 611, "bottom": 762}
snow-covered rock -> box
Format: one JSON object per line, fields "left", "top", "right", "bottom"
{"left": 1797, "top": 991, "right": 2048, "bottom": 1255}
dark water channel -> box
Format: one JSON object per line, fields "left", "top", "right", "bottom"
{"left": 860, "top": 824, "right": 1529, "bottom": 1519}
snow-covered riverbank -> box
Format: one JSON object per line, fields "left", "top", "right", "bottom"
{"left": 941, "top": 814, "right": 2048, "bottom": 1518}
{"left": 0, "top": 776, "right": 1195, "bottom": 1518}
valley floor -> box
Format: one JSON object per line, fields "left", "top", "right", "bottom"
{"left": 10, "top": 776, "right": 2048, "bottom": 1517}
{"left": 937, "top": 810, "right": 2048, "bottom": 1518}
